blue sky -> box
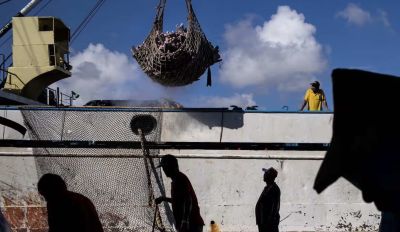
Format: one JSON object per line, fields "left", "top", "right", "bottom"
{"left": 0, "top": 0, "right": 399, "bottom": 109}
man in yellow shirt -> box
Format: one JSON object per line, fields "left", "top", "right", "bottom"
{"left": 299, "top": 81, "right": 331, "bottom": 111}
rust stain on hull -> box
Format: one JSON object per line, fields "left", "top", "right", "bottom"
{"left": 2, "top": 192, "right": 42, "bottom": 207}
{"left": 2, "top": 207, "right": 26, "bottom": 229}
{"left": 2, "top": 196, "right": 16, "bottom": 207}
{"left": 2, "top": 207, "right": 48, "bottom": 232}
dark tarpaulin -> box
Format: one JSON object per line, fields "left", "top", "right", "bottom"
{"left": 314, "top": 69, "right": 400, "bottom": 212}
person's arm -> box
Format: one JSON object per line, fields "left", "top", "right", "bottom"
{"left": 155, "top": 197, "right": 171, "bottom": 204}
{"left": 87, "top": 199, "right": 105, "bottom": 232}
{"left": 299, "top": 90, "right": 309, "bottom": 111}
{"left": 299, "top": 100, "right": 307, "bottom": 111}
{"left": 321, "top": 91, "right": 331, "bottom": 111}
{"left": 181, "top": 195, "right": 192, "bottom": 227}
{"left": 178, "top": 180, "right": 192, "bottom": 232}
{"left": 256, "top": 190, "right": 266, "bottom": 226}
{"left": 268, "top": 189, "right": 280, "bottom": 222}
{"left": 258, "top": 190, "right": 270, "bottom": 229}
{"left": 323, "top": 100, "right": 331, "bottom": 111}
{"left": 47, "top": 202, "right": 63, "bottom": 232}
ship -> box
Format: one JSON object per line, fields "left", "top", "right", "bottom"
{"left": 0, "top": 1, "right": 380, "bottom": 232}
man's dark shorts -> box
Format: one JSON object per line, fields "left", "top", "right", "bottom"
{"left": 258, "top": 224, "right": 278, "bottom": 232}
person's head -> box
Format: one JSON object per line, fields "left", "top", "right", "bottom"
{"left": 262, "top": 168, "right": 278, "bottom": 184}
{"left": 38, "top": 174, "right": 67, "bottom": 201}
{"left": 310, "top": 81, "right": 320, "bottom": 92}
{"left": 157, "top": 154, "right": 179, "bottom": 178}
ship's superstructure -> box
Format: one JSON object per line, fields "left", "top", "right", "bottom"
{"left": 4, "top": 17, "right": 71, "bottom": 100}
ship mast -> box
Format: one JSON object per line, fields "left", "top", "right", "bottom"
{"left": 0, "top": 0, "right": 43, "bottom": 39}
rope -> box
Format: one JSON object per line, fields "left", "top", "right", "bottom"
{"left": 219, "top": 110, "right": 224, "bottom": 143}
{"left": 60, "top": 109, "right": 66, "bottom": 140}
{"left": 185, "top": 0, "right": 192, "bottom": 13}
{"left": 154, "top": 0, "right": 164, "bottom": 23}
{"left": 185, "top": 0, "right": 189, "bottom": 13}
{"left": 152, "top": 206, "right": 159, "bottom": 232}
{"left": 138, "top": 128, "right": 165, "bottom": 232}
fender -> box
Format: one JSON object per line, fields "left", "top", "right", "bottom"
{"left": 0, "top": 116, "right": 26, "bottom": 136}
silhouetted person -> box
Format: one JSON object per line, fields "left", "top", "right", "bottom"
{"left": 0, "top": 209, "right": 13, "bottom": 232}
{"left": 379, "top": 212, "right": 400, "bottom": 232}
{"left": 256, "top": 167, "right": 280, "bottom": 232}
{"left": 155, "top": 155, "right": 204, "bottom": 232}
{"left": 299, "top": 81, "right": 331, "bottom": 111}
{"left": 38, "top": 174, "right": 104, "bottom": 232}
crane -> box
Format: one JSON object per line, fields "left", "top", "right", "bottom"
{"left": 0, "top": 0, "right": 43, "bottom": 39}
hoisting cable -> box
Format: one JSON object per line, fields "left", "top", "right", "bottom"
{"left": 0, "top": 35, "right": 11, "bottom": 48}
{"left": 0, "top": 0, "right": 12, "bottom": 6}
{"left": 70, "top": 0, "right": 103, "bottom": 39}
{"left": 33, "top": 0, "right": 52, "bottom": 16}
{"left": 70, "top": 0, "right": 106, "bottom": 44}
{"left": 70, "top": 0, "right": 106, "bottom": 45}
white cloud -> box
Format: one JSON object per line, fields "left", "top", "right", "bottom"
{"left": 325, "top": 45, "right": 332, "bottom": 56}
{"left": 377, "top": 9, "right": 390, "bottom": 28}
{"left": 219, "top": 6, "right": 327, "bottom": 92}
{"left": 194, "top": 93, "right": 257, "bottom": 108}
{"left": 55, "top": 43, "right": 172, "bottom": 105}
{"left": 55, "top": 44, "right": 141, "bottom": 105}
{"left": 336, "top": 4, "right": 393, "bottom": 32}
{"left": 69, "top": 47, "right": 77, "bottom": 54}
{"left": 57, "top": 44, "right": 259, "bottom": 109}
{"left": 377, "top": 9, "right": 393, "bottom": 32}
{"left": 336, "top": 3, "right": 371, "bottom": 26}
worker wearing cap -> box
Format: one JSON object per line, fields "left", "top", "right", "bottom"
{"left": 299, "top": 81, "right": 331, "bottom": 111}
{"left": 256, "top": 167, "right": 281, "bottom": 232}
{"left": 156, "top": 155, "right": 204, "bottom": 232}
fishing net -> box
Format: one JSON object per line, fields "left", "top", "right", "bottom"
{"left": 21, "top": 108, "right": 175, "bottom": 232}
{"left": 132, "top": 0, "right": 221, "bottom": 87}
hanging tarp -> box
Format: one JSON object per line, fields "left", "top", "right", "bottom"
{"left": 314, "top": 69, "right": 400, "bottom": 213}
{"left": 132, "top": 0, "right": 221, "bottom": 87}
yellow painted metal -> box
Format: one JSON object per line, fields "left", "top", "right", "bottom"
{"left": 4, "top": 17, "right": 71, "bottom": 100}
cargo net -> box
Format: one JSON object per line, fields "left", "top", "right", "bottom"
{"left": 21, "top": 109, "right": 175, "bottom": 232}
{"left": 132, "top": 0, "right": 221, "bottom": 87}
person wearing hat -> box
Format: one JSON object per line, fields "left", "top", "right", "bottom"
{"left": 299, "top": 81, "right": 331, "bottom": 111}
{"left": 37, "top": 174, "right": 104, "bottom": 232}
{"left": 256, "top": 167, "right": 281, "bottom": 232}
{"left": 155, "top": 155, "right": 205, "bottom": 232}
